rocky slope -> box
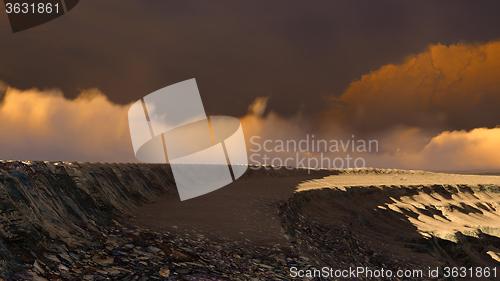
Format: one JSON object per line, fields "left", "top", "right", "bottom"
{"left": 0, "top": 163, "right": 499, "bottom": 280}
{"left": 281, "top": 170, "right": 500, "bottom": 279}
{"left": 0, "top": 162, "right": 326, "bottom": 280}
{"left": 0, "top": 161, "right": 175, "bottom": 279}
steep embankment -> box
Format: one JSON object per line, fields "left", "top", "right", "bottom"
{"left": 0, "top": 161, "right": 175, "bottom": 276}
{"left": 280, "top": 169, "right": 500, "bottom": 273}
{"left": 0, "top": 162, "right": 331, "bottom": 280}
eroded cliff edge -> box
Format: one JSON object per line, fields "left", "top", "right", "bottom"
{"left": 0, "top": 161, "right": 175, "bottom": 276}
{"left": 281, "top": 170, "right": 500, "bottom": 276}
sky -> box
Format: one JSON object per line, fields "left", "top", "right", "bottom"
{"left": 0, "top": 0, "right": 499, "bottom": 171}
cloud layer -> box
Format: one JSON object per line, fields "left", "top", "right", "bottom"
{"left": 326, "top": 41, "right": 500, "bottom": 133}
{"left": 3, "top": 0, "right": 500, "bottom": 117}
{"left": 0, "top": 40, "right": 499, "bottom": 171}
{"left": 416, "top": 127, "right": 500, "bottom": 171}
{"left": 0, "top": 85, "right": 134, "bottom": 162}
{"left": 245, "top": 41, "right": 500, "bottom": 171}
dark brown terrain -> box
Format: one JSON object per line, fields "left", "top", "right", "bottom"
{"left": 0, "top": 162, "right": 499, "bottom": 280}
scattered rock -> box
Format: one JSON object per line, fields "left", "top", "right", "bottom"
{"left": 32, "top": 260, "right": 45, "bottom": 275}
{"left": 158, "top": 266, "right": 170, "bottom": 277}
{"left": 92, "top": 255, "right": 114, "bottom": 266}
{"left": 58, "top": 264, "right": 69, "bottom": 271}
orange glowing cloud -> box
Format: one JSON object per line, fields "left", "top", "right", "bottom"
{"left": 328, "top": 41, "right": 500, "bottom": 133}
{"left": 418, "top": 127, "right": 500, "bottom": 170}
{"left": 243, "top": 41, "right": 500, "bottom": 171}
{"left": 1, "top": 40, "right": 499, "bottom": 171}
{"left": 0, "top": 85, "right": 134, "bottom": 162}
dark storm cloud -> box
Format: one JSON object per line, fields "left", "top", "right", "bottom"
{"left": 322, "top": 41, "right": 500, "bottom": 134}
{"left": 1, "top": 0, "right": 500, "bottom": 117}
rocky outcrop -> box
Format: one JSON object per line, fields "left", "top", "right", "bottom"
{"left": 0, "top": 162, "right": 323, "bottom": 280}
{"left": 1, "top": 163, "right": 499, "bottom": 280}
{"left": 280, "top": 183, "right": 500, "bottom": 280}
{"left": 0, "top": 161, "right": 175, "bottom": 277}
